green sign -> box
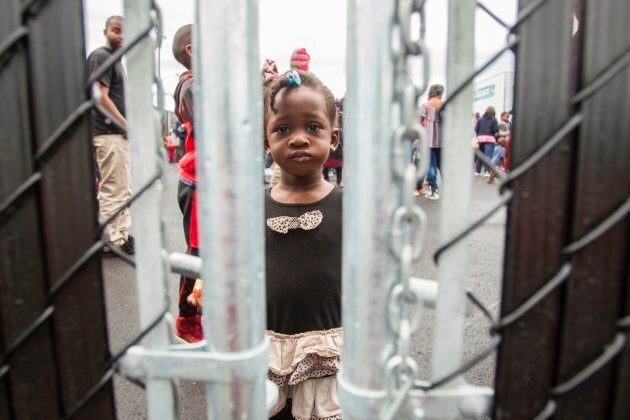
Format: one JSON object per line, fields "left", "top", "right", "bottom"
{"left": 474, "top": 84, "right": 495, "bottom": 101}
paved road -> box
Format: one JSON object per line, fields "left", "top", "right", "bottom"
{"left": 103, "top": 163, "right": 505, "bottom": 418}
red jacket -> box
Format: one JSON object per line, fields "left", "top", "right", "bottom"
{"left": 174, "top": 71, "right": 196, "bottom": 184}
{"left": 174, "top": 71, "right": 199, "bottom": 248}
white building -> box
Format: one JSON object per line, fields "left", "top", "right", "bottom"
{"left": 473, "top": 71, "right": 514, "bottom": 116}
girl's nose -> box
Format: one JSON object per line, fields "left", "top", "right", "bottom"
{"left": 289, "top": 133, "right": 309, "bottom": 147}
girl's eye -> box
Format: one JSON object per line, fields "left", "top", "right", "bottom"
{"left": 307, "top": 124, "right": 321, "bottom": 132}
{"left": 275, "top": 126, "right": 289, "bottom": 134}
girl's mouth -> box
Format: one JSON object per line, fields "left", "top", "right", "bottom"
{"left": 290, "top": 152, "right": 312, "bottom": 162}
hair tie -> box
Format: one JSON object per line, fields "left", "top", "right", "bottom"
{"left": 287, "top": 70, "right": 302, "bottom": 86}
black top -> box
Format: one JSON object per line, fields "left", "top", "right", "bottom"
{"left": 265, "top": 187, "right": 342, "bottom": 335}
{"left": 87, "top": 47, "right": 126, "bottom": 136}
{"left": 475, "top": 116, "right": 498, "bottom": 137}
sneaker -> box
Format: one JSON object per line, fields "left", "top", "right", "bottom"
{"left": 474, "top": 172, "right": 480, "bottom": 176}
{"left": 413, "top": 188, "right": 426, "bottom": 196}
{"left": 425, "top": 188, "right": 439, "bottom": 200}
{"left": 175, "top": 314, "right": 203, "bottom": 343}
{"left": 120, "top": 235, "right": 135, "bottom": 255}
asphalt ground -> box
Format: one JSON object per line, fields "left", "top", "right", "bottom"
{"left": 103, "top": 163, "right": 505, "bottom": 419}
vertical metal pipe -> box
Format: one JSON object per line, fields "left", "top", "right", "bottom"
{"left": 194, "top": 0, "right": 267, "bottom": 418}
{"left": 124, "top": 0, "right": 176, "bottom": 418}
{"left": 340, "top": 0, "right": 396, "bottom": 416}
{"left": 430, "top": 0, "right": 475, "bottom": 384}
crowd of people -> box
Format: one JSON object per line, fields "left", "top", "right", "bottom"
{"left": 88, "top": 15, "right": 511, "bottom": 420}
{"left": 473, "top": 108, "right": 512, "bottom": 184}
{"left": 412, "top": 88, "right": 513, "bottom": 199}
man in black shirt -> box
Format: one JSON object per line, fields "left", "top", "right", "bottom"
{"left": 87, "top": 16, "right": 134, "bottom": 255}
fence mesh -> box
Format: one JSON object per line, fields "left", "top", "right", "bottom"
{"left": 424, "top": 1, "right": 629, "bottom": 419}
{"left": 0, "top": 0, "right": 628, "bottom": 418}
{"left": 0, "top": 0, "right": 169, "bottom": 418}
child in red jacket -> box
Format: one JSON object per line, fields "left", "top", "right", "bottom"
{"left": 172, "top": 24, "right": 202, "bottom": 342}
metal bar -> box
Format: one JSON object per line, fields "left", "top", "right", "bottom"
{"left": 119, "top": 339, "right": 268, "bottom": 382}
{"left": 124, "top": 0, "right": 176, "bottom": 418}
{"left": 169, "top": 252, "right": 202, "bottom": 279}
{"left": 494, "top": 0, "right": 575, "bottom": 418}
{"left": 554, "top": 1, "right": 630, "bottom": 418}
{"left": 430, "top": 0, "right": 475, "bottom": 392}
{"left": 195, "top": 0, "right": 267, "bottom": 418}
{"left": 475, "top": 1, "right": 510, "bottom": 30}
{"left": 339, "top": 0, "right": 396, "bottom": 418}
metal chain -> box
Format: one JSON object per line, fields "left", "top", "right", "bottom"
{"left": 383, "top": 0, "right": 430, "bottom": 418}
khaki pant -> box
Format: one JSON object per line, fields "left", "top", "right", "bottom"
{"left": 94, "top": 134, "right": 132, "bottom": 245}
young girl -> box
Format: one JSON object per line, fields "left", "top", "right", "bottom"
{"left": 474, "top": 106, "right": 499, "bottom": 176}
{"left": 264, "top": 70, "right": 342, "bottom": 420}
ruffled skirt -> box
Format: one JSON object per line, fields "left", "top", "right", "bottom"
{"left": 267, "top": 328, "right": 343, "bottom": 419}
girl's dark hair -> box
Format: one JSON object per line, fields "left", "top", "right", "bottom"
{"left": 484, "top": 106, "right": 496, "bottom": 117}
{"left": 264, "top": 70, "right": 337, "bottom": 127}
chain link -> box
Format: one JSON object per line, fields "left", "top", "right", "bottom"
{"left": 383, "top": 0, "right": 429, "bottom": 418}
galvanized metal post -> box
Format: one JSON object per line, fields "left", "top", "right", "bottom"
{"left": 339, "top": 0, "right": 396, "bottom": 417}
{"left": 194, "top": 0, "right": 268, "bottom": 418}
{"left": 124, "top": 0, "right": 177, "bottom": 418}
{"left": 430, "top": 0, "right": 475, "bottom": 387}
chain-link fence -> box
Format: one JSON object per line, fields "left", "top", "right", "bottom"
{"left": 1, "top": 0, "right": 628, "bottom": 418}
{"left": 0, "top": 0, "right": 178, "bottom": 417}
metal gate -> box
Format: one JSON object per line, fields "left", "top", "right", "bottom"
{"left": 0, "top": 0, "right": 628, "bottom": 419}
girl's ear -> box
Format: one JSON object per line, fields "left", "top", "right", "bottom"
{"left": 264, "top": 136, "right": 271, "bottom": 151}
{"left": 329, "top": 128, "right": 340, "bottom": 151}
{"left": 185, "top": 44, "right": 193, "bottom": 58}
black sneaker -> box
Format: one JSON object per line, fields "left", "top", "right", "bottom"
{"left": 120, "top": 235, "right": 135, "bottom": 255}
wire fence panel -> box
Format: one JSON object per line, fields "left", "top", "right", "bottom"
{"left": 2, "top": 0, "right": 628, "bottom": 417}
{"left": 493, "top": 0, "right": 576, "bottom": 418}
{"left": 0, "top": 2, "right": 61, "bottom": 418}
{"left": 28, "top": 0, "right": 115, "bottom": 415}
{"left": 494, "top": 0, "right": 630, "bottom": 418}
{"left": 0, "top": 0, "right": 116, "bottom": 418}
{"left": 554, "top": 0, "right": 630, "bottom": 418}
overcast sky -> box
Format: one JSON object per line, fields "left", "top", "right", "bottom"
{"left": 84, "top": 0, "right": 516, "bottom": 110}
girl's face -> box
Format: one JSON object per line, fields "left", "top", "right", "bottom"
{"left": 265, "top": 86, "right": 339, "bottom": 181}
